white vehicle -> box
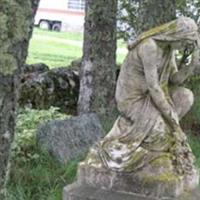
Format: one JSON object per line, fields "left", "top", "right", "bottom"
{"left": 34, "top": 0, "right": 85, "bottom": 32}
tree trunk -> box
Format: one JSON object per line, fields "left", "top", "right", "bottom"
{"left": 137, "top": 0, "right": 176, "bottom": 33}
{"left": 0, "top": 0, "right": 39, "bottom": 198}
{"left": 78, "top": 0, "right": 117, "bottom": 116}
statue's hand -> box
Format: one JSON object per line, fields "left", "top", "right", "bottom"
{"left": 168, "top": 110, "right": 187, "bottom": 143}
{"left": 191, "top": 49, "right": 200, "bottom": 69}
{"left": 166, "top": 109, "right": 179, "bottom": 127}
{"left": 172, "top": 126, "right": 187, "bottom": 143}
{"left": 170, "top": 110, "right": 179, "bottom": 125}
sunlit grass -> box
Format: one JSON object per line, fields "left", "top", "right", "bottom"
{"left": 27, "top": 28, "right": 127, "bottom": 68}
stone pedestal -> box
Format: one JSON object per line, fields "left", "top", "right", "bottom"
{"left": 63, "top": 184, "right": 158, "bottom": 200}
{"left": 63, "top": 183, "right": 200, "bottom": 200}
{"left": 63, "top": 162, "right": 200, "bottom": 200}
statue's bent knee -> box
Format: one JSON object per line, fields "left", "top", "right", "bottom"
{"left": 171, "top": 87, "right": 194, "bottom": 119}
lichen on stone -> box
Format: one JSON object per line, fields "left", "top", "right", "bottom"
{"left": 150, "top": 153, "right": 172, "bottom": 168}
{"left": 0, "top": 53, "right": 17, "bottom": 75}
{"left": 143, "top": 171, "right": 180, "bottom": 183}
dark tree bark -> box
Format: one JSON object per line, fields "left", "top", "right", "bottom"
{"left": 137, "top": 0, "right": 176, "bottom": 33}
{"left": 78, "top": 0, "right": 118, "bottom": 116}
{"left": 0, "top": 0, "right": 39, "bottom": 198}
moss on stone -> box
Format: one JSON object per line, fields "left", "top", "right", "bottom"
{"left": 0, "top": 1, "right": 33, "bottom": 75}
{"left": 85, "top": 148, "right": 102, "bottom": 166}
{"left": 124, "top": 147, "right": 147, "bottom": 171}
{"left": 7, "top": 1, "right": 32, "bottom": 42}
{"left": 0, "top": 13, "right": 8, "bottom": 42}
{"left": 150, "top": 154, "right": 172, "bottom": 168}
{"left": 143, "top": 171, "right": 180, "bottom": 183}
{"left": 0, "top": 54, "right": 17, "bottom": 75}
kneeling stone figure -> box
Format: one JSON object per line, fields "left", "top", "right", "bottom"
{"left": 64, "top": 16, "right": 200, "bottom": 199}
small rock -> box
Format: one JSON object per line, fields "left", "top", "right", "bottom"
{"left": 36, "top": 113, "right": 105, "bottom": 165}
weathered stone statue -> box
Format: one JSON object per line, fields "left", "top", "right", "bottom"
{"left": 64, "top": 16, "right": 200, "bottom": 200}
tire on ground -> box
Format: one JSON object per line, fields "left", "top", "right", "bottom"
{"left": 52, "top": 23, "right": 61, "bottom": 32}
{"left": 39, "top": 20, "right": 50, "bottom": 30}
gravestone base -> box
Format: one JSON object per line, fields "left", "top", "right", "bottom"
{"left": 63, "top": 162, "right": 199, "bottom": 200}
{"left": 63, "top": 183, "right": 200, "bottom": 200}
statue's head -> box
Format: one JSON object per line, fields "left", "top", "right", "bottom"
{"left": 128, "top": 16, "right": 200, "bottom": 51}
{"left": 153, "top": 16, "right": 199, "bottom": 50}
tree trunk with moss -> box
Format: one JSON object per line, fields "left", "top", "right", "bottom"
{"left": 137, "top": 0, "right": 176, "bottom": 33}
{"left": 78, "top": 0, "right": 117, "bottom": 116}
{"left": 0, "top": 0, "right": 39, "bottom": 198}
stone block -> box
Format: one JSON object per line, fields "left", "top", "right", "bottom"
{"left": 63, "top": 161, "right": 200, "bottom": 200}
{"left": 63, "top": 183, "right": 200, "bottom": 200}
{"left": 76, "top": 162, "right": 198, "bottom": 198}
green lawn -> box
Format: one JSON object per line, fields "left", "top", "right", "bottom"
{"left": 27, "top": 28, "right": 127, "bottom": 68}
{"left": 27, "top": 29, "right": 83, "bottom": 67}
{"left": 33, "top": 28, "right": 83, "bottom": 41}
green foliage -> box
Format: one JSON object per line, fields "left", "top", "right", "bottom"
{"left": 182, "top": 75, "right": 200, "bottom": 132}
{"left": 11, "top": 107, "right": 67, "bottom": 162}
{"left": 7, "top": 108, "right": 80, "bottom": 200}
{"left": 8, "top": 152, "right": 80, "bottom": 200}
{"left": 188, "top": 135, "right": 200, "bottom": 167}
{"left": 176, "top": 0, "right": 200, "bottom": 23}
{"left": 118, "top": 0, "right": 200, "bottom": 41}
{"left": 117, "top": 0, "right": 139, "bottom": 40}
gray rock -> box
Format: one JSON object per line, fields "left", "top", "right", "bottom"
{"left": 36, "top": 113, "right": 105, "bottom": 164}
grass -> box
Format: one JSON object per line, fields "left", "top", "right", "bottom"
{"left": 8, "top": 155, "right": 80, "bottom": 200}
{"left": 27, "top": 28, "right": 127, "bottom": 68}
{"left": 188, "top": 135, "right": 200, "bottom": 168}
{"left": 27, "top": 28, "right": 83, "bottom": 67}
{"left": 33, "top": 28, "right": 83, "bottom": 41}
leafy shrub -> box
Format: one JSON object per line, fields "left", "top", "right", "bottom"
{"left": 188, "top": 135, "right": 200, "bottom": 168}
{"left": 182, "top": 75, "right": 200, "bottom": 133}
{"left": 11, "top": 107, "right": 67, "bottom": 163}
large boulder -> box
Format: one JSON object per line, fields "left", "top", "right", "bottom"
{"left": 36, "top": 113, "right": 105, "bottom": 165}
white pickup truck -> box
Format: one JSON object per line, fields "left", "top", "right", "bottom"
{"left": 34, "top": 0, "right": 85, "bottom": 32}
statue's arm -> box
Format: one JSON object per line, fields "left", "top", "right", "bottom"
{"left": 170, "top": 49, "right": 199, "bottom": 85}
{"left": 140, "top": 40, "right": 179, "bottom": 130}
